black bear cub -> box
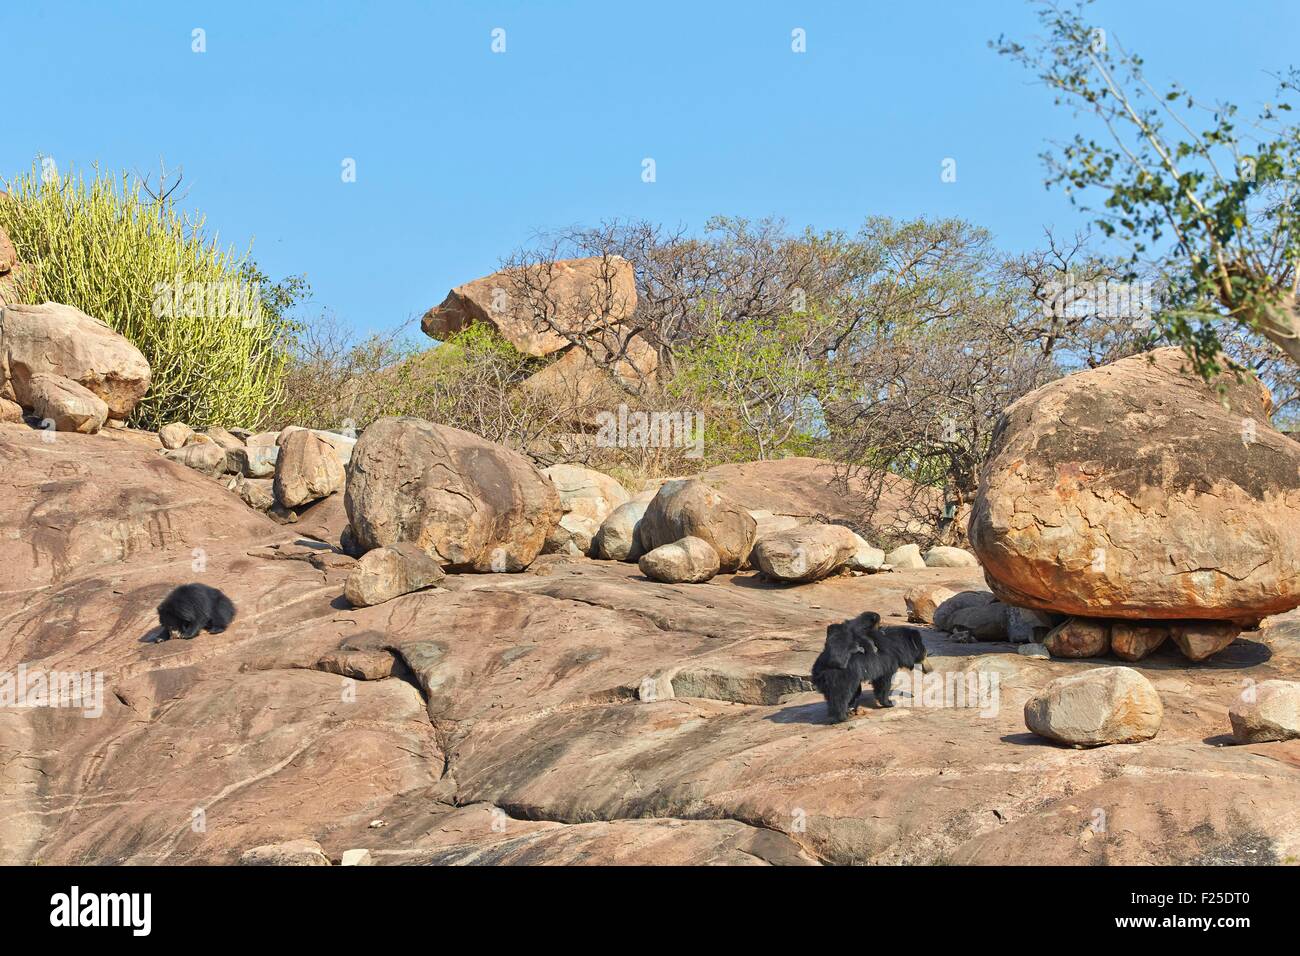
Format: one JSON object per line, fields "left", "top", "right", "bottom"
{"left": 811, "top": 612, "right": 932, "bottom": 722}
{"left": 156, "top": 583, "right": 236, "bottom": 640}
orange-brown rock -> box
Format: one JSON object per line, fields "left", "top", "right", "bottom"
{"left": 970, "top": 348, "right": 1300, "bottom": 626}
{"left": 421, "top": 256, "right": 637, "bottom": 357}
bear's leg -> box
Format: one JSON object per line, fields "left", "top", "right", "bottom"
{"left": 872, "top": 667, "right": 898, "bottom": 707}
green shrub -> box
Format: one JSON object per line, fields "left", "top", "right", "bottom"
{"left": 0, "top": 160, "right": 301, "bottom": 429}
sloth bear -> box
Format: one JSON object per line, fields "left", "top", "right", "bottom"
{"left": 811, "top": 613, "right": 932, "bottom": 722}
{"left": 156, "top": 583, "right": 236, "bottom": 641}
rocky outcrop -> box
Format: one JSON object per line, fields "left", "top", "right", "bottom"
{"left": 0, "top": 302, "right": 150, "bottom": 419}
{"left": 638, "top": 479, "right": 756, "bottom": 573}
{"left": 345, "top": 416, "right": 561, "bottom": 572}
{"left": 421, "top": 256, "right": 637, "bottom": 357}
{"left": 638, "top": 536, "right": 720, "bottom": 583}
{"left": 345, "top": 543, "right": 445, "bottom": 607}
{"left": 750, "top": 524, "right": 861, "bottom": 583}
{"left": 970, "top": 348, "right": 1300, "bottom": 627}
{"left": 1024, "top": 667, "right": 1163, "bottom": 747}
{"left": 6, "top": 422, "right": 1300, "bottom": 867}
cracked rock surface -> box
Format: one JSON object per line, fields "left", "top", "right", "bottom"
{"left": 3, "top": 424, "right": 1299, "bottom": 865}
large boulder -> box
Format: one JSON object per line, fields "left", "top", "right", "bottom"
{"left": 344, "top": 543, "right": 445, "bottom": 608}
{"left": 22, "top": 373, "right": 108, "bottom": 433}
{"left": 1024, "top": 667, "right": 1163, "bottom": 747}
{"left": 638, "top": 536, "right": 720, "bottom": 584}
{"left": 638, "top": 479, "right": 756, "bottom": 573}
{"left": 594, "top": 500, "right": 649, "bottom": 562}
{"left": 0, "top": 302, "right": 150, "bottom": 419}
{"left": 970, "top": 348, "right": 1300, "bottom": 626}
{"left": 749, "top": 524, "right": 861, "bottom": 583}
{"left": 274, "top": 429, "right": 346, "bottom": 508}
{"left": 345, "top": 416, "right": 561, "bottom": 572}
{"left": 421, "top": 256, "right": 637, "bottom": 357}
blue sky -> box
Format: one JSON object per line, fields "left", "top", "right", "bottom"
{"left": 6, "top": 0, "right": 1297, "bottom": 335}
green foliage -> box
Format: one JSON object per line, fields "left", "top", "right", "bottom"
{"left": 673, "top": 309, "right": 837, "bottom": 460}
{"left": 0, "top": 160, "right": 304, "bottom": 429}
{"left": 996, "top": 0, "right": 1300, "bottom": 375}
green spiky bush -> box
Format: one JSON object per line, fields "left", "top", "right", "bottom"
{"left": 0, "top": 161, "right": 299, "bottom": 429}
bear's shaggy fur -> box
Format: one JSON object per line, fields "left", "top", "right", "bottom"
{"left": 811, "top": 615, "right": 932, "bottom": 722}
{"left": 157, "top": 583, "right": 236, "bottom": 640}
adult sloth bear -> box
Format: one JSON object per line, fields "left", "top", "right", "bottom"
{"left": 811, "top": 613, "right": 932, "bottom": 722}
{"left": 156, "top": 583, "right": 236, "bottom": 640}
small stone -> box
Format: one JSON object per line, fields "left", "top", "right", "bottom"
{"left": 1228, "top": 680, "right": 1300, "bottom": 743}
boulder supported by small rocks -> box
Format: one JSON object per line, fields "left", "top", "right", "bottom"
{"left": 884, "top": 543, "right": 926, "bottom": 570}
{"left": 0, "top": 302, "right": 151, "bottom": 419}
{"left": 275, "top": 429, "right": 346, "bottom": 508}
{"left": 1229, "top": 680, "right": 1300, "bottom": 743}
{"left": 638, "top": 536, "right": 720, "bottom": 584}
{"left": 638, "top": 479, "right": 756, "bottom": 573}
{"left": 1024, "top": 666, "right": 1163, "bottom": 747}
{"left": 346, "top": 416, "right": 561, "bottom": 572}
{"left": 970, "top": 347, "right": 1300, "bottom": 627}
{"left": 345, "top": 543, "right": 445, "bottom": 607}
{"left": 594, "top": 500, "right": 649, "bottom": 562}
{"left": 749, "top": 523, "right": 862, "bottom": 583}
{"left": 22, "top": 373, "right": 108, "bottom": 433}
{"left": 238, "top": 839, "right": 332, "bottom": 866}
